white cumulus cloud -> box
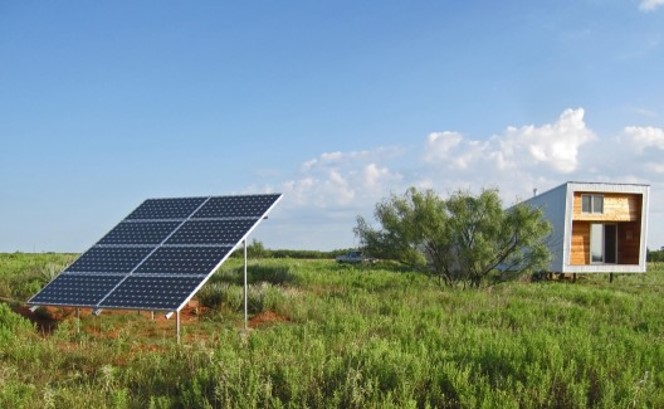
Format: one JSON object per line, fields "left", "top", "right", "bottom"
{"left": 423, "top": 108, "right": 595, "bottom": 174}
{"left": 497, "top": 108, "right": 596, "bottom": 173}
{"left": 624, "top": 125, "right": 664, "bottom": 151}
{"left": 424, "top": 131, "right": 463, "bottom": 162}
{"left": 362, "top": 163, "right": 402, "bottom": 192}
{"left": 280, "top": 146, "right": 405, "bottom": 211}
{"left": 325, "top": 170, "right": 355, "bottom": 205}
{"left": 639, "top": 0, "right": 664, "bottom": 12}
{"left": 320, "top": 151, "right": 345, "bottom": 162}
{"left": 645, "top": 163, "right": 664, "bottom": 173}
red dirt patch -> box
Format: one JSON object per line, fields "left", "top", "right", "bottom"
{"left": 8, "top": 299, "right": 207, "bottom": 338}
{"left": 10, "top": 300, "right": 284, "bottom": 343}
{"left": 248, "top": 310, "right": 290, "bottom": 328}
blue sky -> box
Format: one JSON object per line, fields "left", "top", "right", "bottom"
{"left": 1, "top": 1, "right": 663, "bottom": 252}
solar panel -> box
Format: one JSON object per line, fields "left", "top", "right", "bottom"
{"left": 134, "top": 246, "right": 234, "bottom": 275}
{"left": 65, "top": 247, "right": 153, "bottom": 274}
{"left": 126, "top": 197, "right": 207, "bottom": 220}
{"left": 100, "top": 276, "right": 203, "bottom": 310}
{"left": 166, "top": 219, "right": 258, "bottom": 245}
{"left": 28, "top": 193, "right": 282, "bottom": 311}
{"left": 98, "top": 221, "right": 181, "bottom": 245}
{"left": 192, "top": 194, "right": 280, "bottom": 218}
{"left": 29, "top": 275, "right": 125, "bottom": 307}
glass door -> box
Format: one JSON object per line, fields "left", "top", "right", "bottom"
{"left": 590, "top": 224, "right": 604, "bottom": 263}
{"left": 590, "top": 223, "right": 618, "bottom": 264}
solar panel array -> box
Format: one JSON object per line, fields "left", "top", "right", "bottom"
{"left": 28, "top": 194, "right": 282, "bottom": 311}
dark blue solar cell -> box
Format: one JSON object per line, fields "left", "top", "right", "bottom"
{"left": 192, "top": 194, "right": 281, "bottom": 218}
{"left": 98, "top": 221, "right": 180, "bottom": 245}
{"left": 135, "top": 246, "right": 234, "bottom": 275}
{"left": 65, "top": 247, "right": 153, "bottom": 274}
{"left": 100, "top": 276, "right": 202, "bottom": 310}
{"left": 126, "top": 197, "right": 206, "bottom": 220}
{"left": 166, "top": 219, "right": 257, "bottom": 245}
{"left": 28, "top": 274, "right": 123, "bottom": 307}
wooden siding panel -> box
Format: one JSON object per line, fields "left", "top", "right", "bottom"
{"left": 571, "top": 222, "right": 589, "bottom": 265}
{"left": 572, "top": 193, "right": 642, "bottom": 222}
{"left": 570, "top": 221, "right": 641, "bottom": 266}
{"left": 618, "top": 222, "right": 640, "bottom": 264}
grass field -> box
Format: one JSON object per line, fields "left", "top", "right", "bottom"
{"left": 1, "top": 252, "right": 663, "bottom": 408}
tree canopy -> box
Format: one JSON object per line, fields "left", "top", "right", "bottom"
{"left": 355, "top": 187, "right": 551, "bottom": 287}
{"left": 647, "top": 248, "right": 664, "bottom": 262}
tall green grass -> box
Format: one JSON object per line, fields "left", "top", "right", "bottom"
{"left": 0, "top": 253, "right": 75, "bottom": 302}
{"left": 1, "top": 253, "right": 663, "bottom": 408}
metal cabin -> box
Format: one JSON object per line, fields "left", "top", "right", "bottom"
{"left": 520, "top": 181, "right": 650, "bottom": 274}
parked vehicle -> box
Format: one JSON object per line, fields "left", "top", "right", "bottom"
{"left": 335, "top": 251, "right": 377, "bottom": 264}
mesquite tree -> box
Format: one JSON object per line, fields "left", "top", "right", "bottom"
{"left": 355, "top": 187, "right": 551, "bottom": 287}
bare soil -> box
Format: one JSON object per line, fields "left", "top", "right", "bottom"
{"left": 248, "top": 310, "right": 290, "bottom": 328}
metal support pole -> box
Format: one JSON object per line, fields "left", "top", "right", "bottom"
{"left": 176, "top": 310, "right": 181, "bottom": 344}
{"left": 151, "top": 311, "right": 155, "bottom": 321}
{"left": 244, "top": 238, "right": 248, "bottom": 331}
{"left": 76, "top": 308, "right": 80, "bottom": 334}
{"left": 610, "top": 273, "right": 614, "bottom": 283}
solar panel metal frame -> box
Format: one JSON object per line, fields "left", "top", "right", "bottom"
{"left": 27, "top": 194, "right": 283, "bottom": 313}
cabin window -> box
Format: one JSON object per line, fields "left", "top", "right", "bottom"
{"left": 582, "top": 194, "right": 603, "bottom": 214}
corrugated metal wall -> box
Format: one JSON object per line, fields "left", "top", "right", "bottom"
{"left": 518, "top": 183, "right": 568, "bottom": 272}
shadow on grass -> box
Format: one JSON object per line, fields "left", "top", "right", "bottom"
{"left": 211, "top": 265, "right": 297, "bottom": 286}
{"left": 9, "top": 304, "right": 59, "bottom": 335}
{"left": 333, "top": 259, "right": 412, "bottom": 273}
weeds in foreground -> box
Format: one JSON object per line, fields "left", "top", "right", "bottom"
{"left": 1, "top": 254, "right": 663, "bottom": 408}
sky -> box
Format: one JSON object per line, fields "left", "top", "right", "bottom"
{"left": 1, "top": 1, "right": 663, "bottom": 252}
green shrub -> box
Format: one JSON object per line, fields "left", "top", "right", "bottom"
{"left": 248, "top": 282, "right": 286, "bottom": 314}
{"left": 197, "top": 283, "right": 243, "bottom": 310}
{"left": 199, "top": 282, "right": 287, "bottom": 315}
{"left": 0, "top": 303, "right": 35, "bottom": 342}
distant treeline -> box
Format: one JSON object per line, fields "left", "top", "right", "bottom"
{"left": 10, "top": 246, "right": 664, "bottom": 263}
{"left": 648, "top": 248, "right": 664, "bottom": 262}
{"left": 229, "top": 240, "right": 353, "bottom": 259}
{"left": 5, "top": 248, "right": 353, "bottom": 260}
{"left": 238, "top": 245, "right": 664, "bottom": 262}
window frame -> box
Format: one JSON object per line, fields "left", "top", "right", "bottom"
{"left": 581, "top": 194, "right": 604, "bottom": 214}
